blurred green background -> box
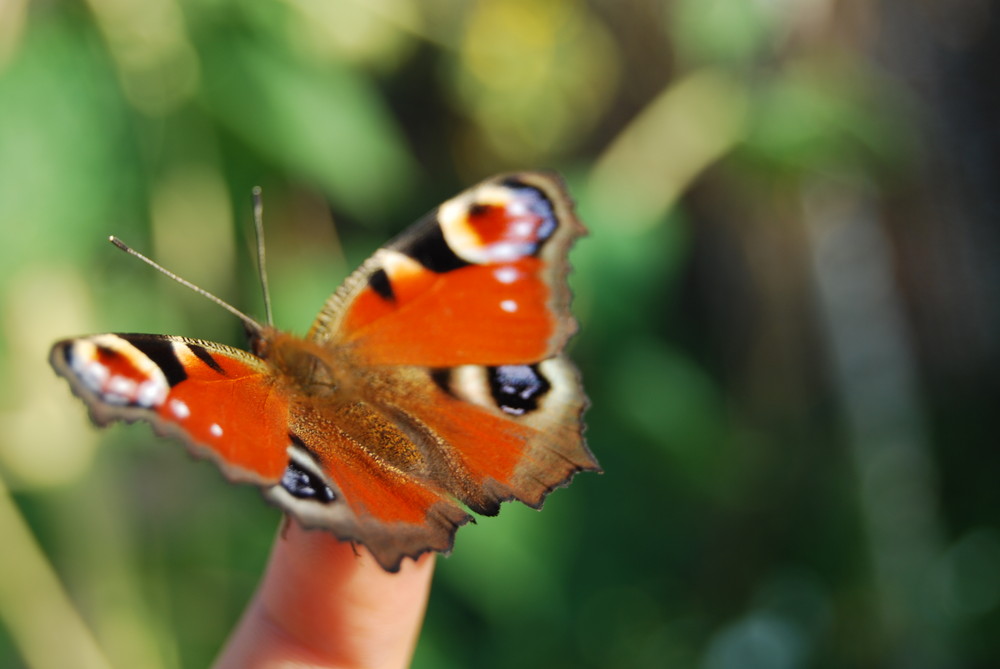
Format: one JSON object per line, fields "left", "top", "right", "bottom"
{"left": 1, "top": 0, "right": 998, "bottom": 667}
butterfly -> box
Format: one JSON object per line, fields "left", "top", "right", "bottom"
{"left": 49, "top": 172, "right": 600, "bottom": 572}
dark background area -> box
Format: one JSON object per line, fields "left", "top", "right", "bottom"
{"left": 0, "top": 1, "right": 997, "bottom": 667}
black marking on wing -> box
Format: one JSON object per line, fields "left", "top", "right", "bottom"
{"left": 123, "top": 335, "right": 187, "bottom": 386}
{"left": 468, "top": 202, "right": 490, "bottom": 217}
{"left": 58, "top": 342, "right": 74, "bottom": 369}
{"left": 368, "top": 268, "right": 396, "bottom": 302}
{"left": 283, "top": 435, "right": 337, "bottom": 503}
{"left": 187, "top": 343, "right": 226, "bottom": 375}
{"left": 403, "top": 216, "right": 470, "bottom": 272}
{"left": 487, "top": 364, "right": 551, "bottom": 416}
{"left": 281, "top": 460, "right": 336, "bottom": 503}
{"left": 429, "top": 368, "right": 456, "bottom": 397}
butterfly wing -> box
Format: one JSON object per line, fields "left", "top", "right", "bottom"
{"left": 309, "top": 172, "right": 583, "bottom": 366}
{"left": 295, "top": 172, "right": 598, "bottom": 537}
{"left": 49, "top": 333, "right": 291, "bottom": 484}
{"left": 356, "top": 356, "right": 592, "bottom": 517}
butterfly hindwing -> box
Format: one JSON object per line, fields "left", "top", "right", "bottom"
{"left": 265, "top": 399, "right": 472, "bottom": 566}
{"left": 365, "top": 356, "right": 593, "bottom": 517}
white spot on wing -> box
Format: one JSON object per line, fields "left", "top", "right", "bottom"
{"left": 107, "top": 376, "right": 137, "bottom": 404}
{"left": 511, "top": 220, "right": 534, "bottom": 237}
{"left": 488, "top": 242, "right": 531, "bottom": 262}
{"left": 78, "top": 359, "right": 109, "bottom": 393}
{"left": 494, "top": 266, "right": 520, "bottom": 284}
{"left": 170, "top": 399, "right": 190, "bottom": 420}
{"left": 136, "top": 379, "right": 168, "bottom": 407}
{"left": 500, "top": 299, "right": 518, "bottom": 313}
{"left": 209, "top": 423, "right": 223, "bottom": 438}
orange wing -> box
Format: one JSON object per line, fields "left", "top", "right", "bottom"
{"left": 308, "top": 172, "right": 584, "bottom": 367}
{"left": 49, "top": 333, "right": 290, "bottom": 485}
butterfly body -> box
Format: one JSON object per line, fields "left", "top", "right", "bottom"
{"left": 51, "top": 172, "right": 599, "bottom": 571}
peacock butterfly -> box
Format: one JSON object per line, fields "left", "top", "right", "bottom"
{"left": 49, "top": 172, "right": 599, "bottom": 572}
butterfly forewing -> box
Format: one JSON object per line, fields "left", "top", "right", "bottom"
{"left": 308, "top": 172, "right": 585, "bottom": 367}
{"left": 49, "top": 333, "right": 290, "bottom": 484}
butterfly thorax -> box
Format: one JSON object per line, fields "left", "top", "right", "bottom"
{"left": 255, "top": 328, "right": 348, "bottom": 399}
{"left": 255, "top": 329, "right": 434, "bottom": 476}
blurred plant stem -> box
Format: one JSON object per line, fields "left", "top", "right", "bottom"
{"left": 0, "top": 474, "right": 112, "bottom": 669}
{"left": 805, "top": 179, "right": 953, "bottom": 667}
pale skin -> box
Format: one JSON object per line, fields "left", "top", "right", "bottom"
{"left": 214, "top": 521, "right": 434, "bottom": 669}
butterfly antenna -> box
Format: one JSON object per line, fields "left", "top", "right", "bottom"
{"left": 108, "top": 236, "right": 264, "bottom": 334}
{"left": 251, "top": 186, "right": 274, "bottom": 327}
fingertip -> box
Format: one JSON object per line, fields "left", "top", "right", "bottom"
{"left": 215, "top": 521, "right": 435, "bottom": 669}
